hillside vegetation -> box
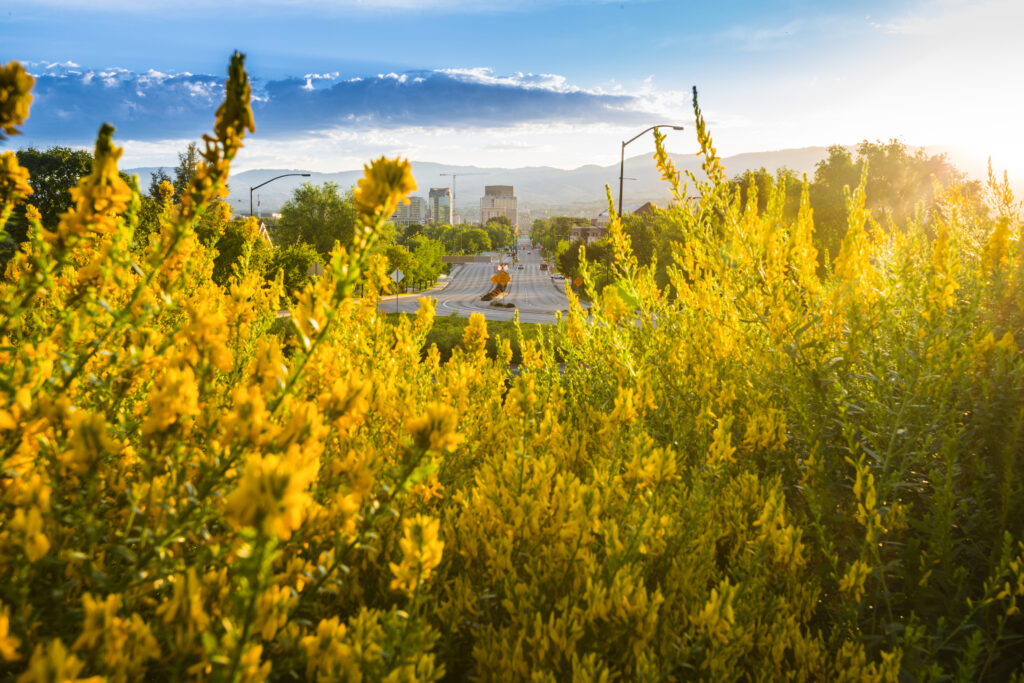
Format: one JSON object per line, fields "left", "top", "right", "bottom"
{"left": 1, "top": 55, "right": 1023, "bottom": 681}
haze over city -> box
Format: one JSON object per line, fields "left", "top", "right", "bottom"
{"left": 5, "top": 0, "right": 1022, "bottom": 182}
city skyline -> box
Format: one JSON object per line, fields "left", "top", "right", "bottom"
{"left": 5, "top": 0, "right": 1022, "bottom": 182}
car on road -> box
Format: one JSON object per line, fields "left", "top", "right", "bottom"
{"left": 551, "top": 274, "right": 564, "bottom": 280}
{"left": 517, "top": 264, "right": 525, "bottom": 270}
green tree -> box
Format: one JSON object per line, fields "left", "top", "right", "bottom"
{"left": 422, "top": 223, "right": 455, "bottom": 252}
{"left": 15, "top": 146, "right": 93, "bottom": 225}
{"left": 621, "top": 214, "right": 657, "bottom": 267}
{"left": 276, "top": 181, "right": 358, "bottom": 259}
{"left": 267, "top": 242, "right": 322, "bottom": 301}
{"left": 729, "top": 167, "right": 802, "bottom": 221}
{"left": 398, "top": 222, "right": 425, "bottom": 244}
{"left": 809, "top": 140, "right": 977, "bottom": 268}
{"left": 533, "top": 216, "right": 588, "bottom": 253}
{"left": 407, "top": 234, "right": 444, "bottom": 284}
{"left": 460, "top": 227, "right": 491, "bottom": 253}
{"left": 556, "top": 240, "right": 581, "bottom": 278}
{"left": 649, "top": 210, "right": 687, "bottom": 292}
{"left": 810, "top": 145, "right": 863, "bottom": 265}
{"left": 484, "top": 216, "right": 514, "bottom": 251}
{"left": 173, "top": 142, "right": 200, "bottom": 199}
{"left": 132, "top": 195, "right": 163, "bottom": 253}
{"left": 856, "top": 139, "right": 965, "bottom": 225}
{"left": 2, "top": 147, "right": 96, "bottom": 260}
{"left": 148, "top": 168, "right": 172, "bottom": 198}
{"left": 212, "top": 219, "right": 273, "bottom": 286}
{"left": 384, "top": 244, "right": 413, "bottom": 287}
{"left": 553, "top": 238, "right": 571, "bottom": 265}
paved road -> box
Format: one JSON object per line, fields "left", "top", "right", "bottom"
{"left": 379, "top": 235, "right": 578, "bottom": 323}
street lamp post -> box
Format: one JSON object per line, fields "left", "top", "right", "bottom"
{"left": 249, "top": 173, "right": 311, "bottom": 218}
{"left": 618, "top": 125, "right": 684, "bottom": 217}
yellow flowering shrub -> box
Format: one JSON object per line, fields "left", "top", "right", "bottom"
{"left": 0, "top": 61, "right": 34, "bottom": 140}
{"left": 1, "top": 56, "right": 1023, "bottom": 682}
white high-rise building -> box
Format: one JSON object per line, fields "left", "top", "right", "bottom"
{"left": 480, "top": 185, "right": 518, "bottom": 228}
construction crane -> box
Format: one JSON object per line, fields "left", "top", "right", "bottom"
{"left": 439, "top": 172, "right": 486, "bottom": 220}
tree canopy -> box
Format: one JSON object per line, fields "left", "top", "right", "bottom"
{"left": 15, "top": 146, "right": 93, "bottom": 227}
{"left": 3, "top": 146, "right": 100, "bottom": 258}
{"left": 808, "top": 140, "right": 982, "bottom": 265}
{"left": 276, "top": 181, "right": 358, "bottom": 258}
{"left": 484, "top": 215, "right": 515, "bottom": 251}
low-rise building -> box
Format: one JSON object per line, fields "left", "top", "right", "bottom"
{"left": 570, "top": 224, "right": 607, "bottom": 243}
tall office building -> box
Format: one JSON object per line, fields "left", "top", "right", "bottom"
{"left": 391, "top": 196, "right": 427, "bottom": 226}
{"left": 480, "top": 185, "right": 518, "bottom": 228}
{"left": 428, "top": 187, "right": 452, "bottom": 225}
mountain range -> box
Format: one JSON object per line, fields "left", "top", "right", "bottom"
{"left": 125, "top": 144, "right": 1006, "bottom": 222}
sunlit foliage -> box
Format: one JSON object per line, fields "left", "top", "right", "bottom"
{"left": 1, "top": 55, "right": 1023, "bottom": 681}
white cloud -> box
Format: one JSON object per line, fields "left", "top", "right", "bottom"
{"left": 868, "top": 0, "right": 1023, "bottom": 36}
{"left": 436, "top": 67, "right": 580, "bottom": 93}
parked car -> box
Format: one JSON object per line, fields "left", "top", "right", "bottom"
{"left": 517, "top": 264, "right": 525, "bottom": 270}
{"left": 552, "top": 274, "right": 564, "bottom": 280}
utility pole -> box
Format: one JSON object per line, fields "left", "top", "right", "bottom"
{"left": 618, "top": 125, "right": 683, "bottom": 216}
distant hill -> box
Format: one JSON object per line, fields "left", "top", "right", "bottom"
{"left": 125, "top": 144, "right": 1010, "bottom": 220}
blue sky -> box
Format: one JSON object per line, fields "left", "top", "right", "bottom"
{"left": 5, "top": 0, "right": 1022, "bottom": 179}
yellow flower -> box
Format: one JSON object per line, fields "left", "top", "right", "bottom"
{"left": 255, "top": 584, "right": 296, "bottom": 641}
{"left": 61, "top": 410, "right": 117, "bottom": 474}
{"left": 222, "top": 383, "right": 275, "bottom": 446}
{"left": 0, "top": 152, "right": 33, "bottom": 202}
{"left": 706, "top": 414, "right": 737, "bottom": 465}
{"left": 460, "top": 312, "right": 488, "bottom": 355}
{"left": 606, "top": 386, "right": 639, "bottom": 428}
{"left": 237, "top": 643, "right": 271, "bottom": 683}
{"left": 984, "top": 216, "right": 1012, "bottom": 273}
{"left": 49, "top": 124, "right": 132, "bottom": 242}
{"left": 249, "top": 336, "right": 288, "bottom": 394}
{"left": 600, "top": 284, "right": 630, "bottom": 322}
{"left": 156, "top": 179, "right": 174, "bottom": 203}
{"left": 16, "top": 639, "right": 100, "bottom": 683}
{"left": 179, "top": 295, "right": 234, "bottom": 372}
{"left": 0, "top": 603, "right": 20, "bottom": 662}
{"left": 318, "top": 375, "right": 370, "bottom": 434}
{"left": 0, "top": 61, "right": 34, "bottom": 139}
{"left": 223, "top": 450, "right": 319, "bottom": 539}
{"left": 405, "top": 402, "right": 462, "bottom": 453}
{"left": 300, "top": 617, "right": 355, "bottom": 681}
{"left": 213, "top": 51, "right": 256, "bottom": 152}
{"left": 742, "top": 404, "right": 788, "bottom": 452}
{"left": 689, "top": 580, "right": 736, "bottom": 643}
{"left": 10, "top": 507, "right": 50, "bottom": 563}
{"left": 389, "top": 515, "right": 445, "bottom": 595}
{"left": 352, "top": 156, "right": 417, "bottom": 223}
{"left": 154, "top": 569, "right": 209, "bottom": 638}
{"left": 139, "top": 364, "right": 201, "bottom": 437}
{"left": 72, "top": 593, "right": 121, "bottom": 652}
{"left": 839, "top": 559, "right": 872, "bottom": 603}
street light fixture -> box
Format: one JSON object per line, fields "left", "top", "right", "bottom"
{"left": 249, "top": 173, "right": 311, "bottom": 217}
{"left": 618, "top": 125, "right": 683, "bottom": 217}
